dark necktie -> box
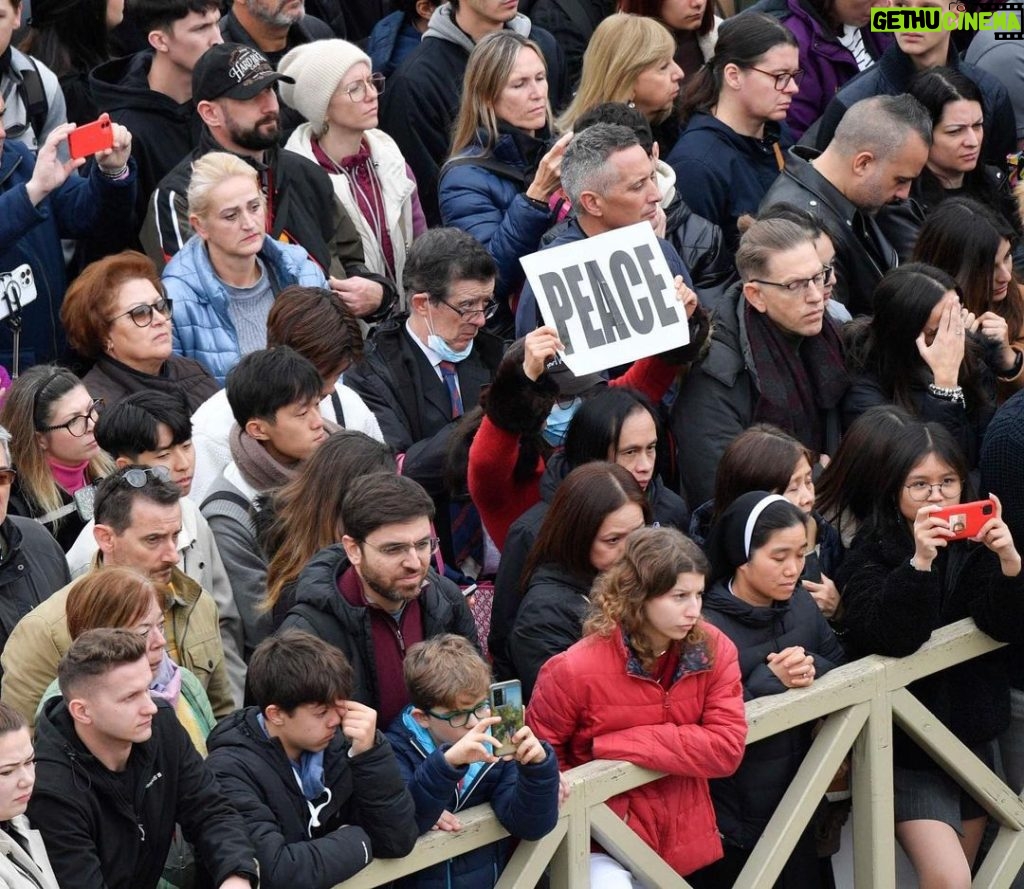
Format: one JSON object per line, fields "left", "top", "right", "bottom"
{"left": 439, "top": 360, "right": 464, "bottom": 419}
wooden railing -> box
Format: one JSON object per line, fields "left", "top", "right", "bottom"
{"left": 334, "top": 618, "right": 1024, "bottom": 888}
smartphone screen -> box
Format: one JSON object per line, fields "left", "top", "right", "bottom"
{"left": 488, "top": 680, "right": 524, "bottom": 756}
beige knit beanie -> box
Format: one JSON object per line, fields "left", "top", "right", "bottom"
{"left": 278, "top": 39, "right": 373, "bottom": 130}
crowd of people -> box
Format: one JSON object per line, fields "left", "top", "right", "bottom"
{"left": 4, "top": 0, "right": 1024, "bottom": 886}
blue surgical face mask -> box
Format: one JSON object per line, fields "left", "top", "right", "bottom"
{"left": 542, "top": 397, "right": 582, "bottom": 446}
{"left": 426, "top": 304, "right": 475, "bottom": 362}
{"left": 427, "top": 333, "right": 474, "bottom": 363}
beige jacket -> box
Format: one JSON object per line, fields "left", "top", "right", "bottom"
{"left": 0, "top": 565, "right": 233, "bottom": 731}
{"left": 0, "top": 816, "right": 59, "bottom": 889}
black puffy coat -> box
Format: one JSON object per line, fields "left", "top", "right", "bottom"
{"left": 29, "top": 698, "right": 258, "bottom": 889}
{"left": 206, "top": 707, "right": 417, "bottom": 889}
{"left": 701, "top": 581, "right": 846, "bottom": 849}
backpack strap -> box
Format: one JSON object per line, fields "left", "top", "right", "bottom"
{"left": 439, "top": 154, "right": 530, "bottom": 187}
{"left": 330, "top": 390, "right": 345, "bottom": 427}
{"left": 15, "top": 56, "right": 47, "bottom": 144}
{"left": 199, "top": 489, "right": 254, "bottom": 514}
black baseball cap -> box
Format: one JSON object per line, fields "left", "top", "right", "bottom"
{"left": 192, "top": 43, "right": 295, "bottom": 102}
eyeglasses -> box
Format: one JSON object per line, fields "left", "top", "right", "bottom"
{"left": 115, "top": 465, "right": 171, "bottom": 488}
{"left": 904, "top": 478, "right": 963, "bottom": 502}
{"left": 38, "top": 398, "right": 103, "bottom": 437}
{"left": 746, "top": 66, "right": 805, "bottom": 91}
{"left": 108, "top": 296, "right": 173, "bottom": 329}
{"left": 361, "top": 536, "right": 440, "bottom": 559}
{"left": 425, "top": 701, "right": 491, "bottom": 728}
{"left": 437, "top": 298, "right": 499, "bottom": 322}
{"left": 0, "top": 468, "right": 16, "bottom": 487}
{"left": 343, "top": 73, "right": 385, "bottom": 103}
{"left": 750, "top": 265, "right": 833, "bottom": 295}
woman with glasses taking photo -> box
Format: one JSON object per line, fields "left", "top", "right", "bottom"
{"left": 834, "top": 420, "right": 1024, "bottom": 888}
{"left": 61, "top": 251, "right": 219, "bottom": 413}
{"left": 279, "top": 40, "right": 425, "bottom": 303}
{"left": 667, "top": 13, "right": 802, "bottom": 261}
{"left": 0, "top": 367, "right": 114, "bottom": 552}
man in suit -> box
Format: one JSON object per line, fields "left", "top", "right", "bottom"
{"left": 344, "top": 228, "right": 503, "bottom": 578}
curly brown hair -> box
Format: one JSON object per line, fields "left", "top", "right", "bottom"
{"left": 585, "top": 526, "right": 711, "bottom": 672}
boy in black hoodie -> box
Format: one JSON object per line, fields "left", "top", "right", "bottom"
{"left": 206, "top": 629, "right": 417, "bottom": 889}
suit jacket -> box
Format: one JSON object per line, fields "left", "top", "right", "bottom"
{"left": 0, "top": 816, "right": 60, "bottom": 889}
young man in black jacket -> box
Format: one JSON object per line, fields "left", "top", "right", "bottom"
{"left": 207, "top": 629, "right": 418, "bottom": 889}
{"left": 28, "top": 629, "right": 259, "bottom": 889}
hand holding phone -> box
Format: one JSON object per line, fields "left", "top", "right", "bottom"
{"left": 68, "top": 114, "right": 114, "bottom": 160}
{"left": 442, "top": 715, "right": 501, "bottom": 768}
{"left": 488, "top": 680, "right": 525, "bottom": 756}
{"left": 931, "top": 499, "right": 996, "bottom": 542}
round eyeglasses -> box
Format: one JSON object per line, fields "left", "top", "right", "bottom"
{"left": 108, "top": 297, "right": 173, "bottom": 328}
{"left": 344, "top": 73, "right": 385, "bottom": 103}
{"left": 904, "top": 478, "right": 963, "bottom": 502}
{"left": 425, "top": 701, "right": 491, "bottom": 728}
{"left": 116, "top": 465, "right": 171, "bottom": 488}
{"left": 38, "top": 398, "right": 103, "bottom": 437}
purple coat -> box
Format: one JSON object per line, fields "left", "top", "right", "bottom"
{"left": 753, "top": 0, "right": 893, "bottom": 138}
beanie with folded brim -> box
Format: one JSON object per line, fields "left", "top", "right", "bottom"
{"left": 278, "top": 39, "right": 372, "bottom": 132}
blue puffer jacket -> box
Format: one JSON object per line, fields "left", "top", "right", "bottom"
{"left": 367, "top": 11, "right": 424, "bottom": 78}
{"left": 0, "top": 141, "right": 136, "bottom": 368}
{"left": 439, "top": 129, "right": 552, "bottom": 309}
{"left": 163, "top": 234, "right": 327, "bottom": 383}
{"left": 385, "top": 707, "right": 560, "bottom": 889}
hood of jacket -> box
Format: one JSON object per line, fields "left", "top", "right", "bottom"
{"left": 290, "top": 544, "right": 359, "bottom": 621}
{"left": 90, "top": 51, "right": 192, "bottom": 121}
{"left": 703, "top": 577, "right": 793, "bottom": 628}
{"left": 424, "top": 3, "right": 532, "bottom": 52}
{"left": 657, "top": 157, "right": 676, "bottom": 205}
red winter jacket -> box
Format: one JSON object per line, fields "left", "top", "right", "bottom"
{"left": 527, "top": 624, "right": 747, "bottom": 876}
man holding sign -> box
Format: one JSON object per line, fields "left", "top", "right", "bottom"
{"left": 515, "top": 123, "right": 701, "bottom": 352}
{"left": 671, "top": 217, "right": 850, "bottom": 507}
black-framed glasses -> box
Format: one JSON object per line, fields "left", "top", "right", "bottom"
{"left": 750, "top": 265, "right": 833, "bottom": 295}
{"left": 38, "top": 398, "right": 103, "bottom": 437}
{"left": 0, "top": 468, "right": 17, "bottom": 487}
{"left": 438, "top": 298, "right": 499, "bottom": 322}
{"left": 905, "top": 478, "right": 962, "bottom": 502}
{"left": 115, "top": 465, "right": 171, "bottom": 488}
{"left": 360, "top": 536, "right": 440, "bottom": 560}
{"left": 108, "top": 297, "right": 173, "bottom": 328}
{"left": 425, "top": 701, "right": 491, "bottom": 728}
{"left": 746, "top": 66, "right": 805, "bottom": 91}
{"left": 343, "top": 73, "right": 385, "bottom": 103}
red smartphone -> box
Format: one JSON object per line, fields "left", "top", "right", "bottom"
{"left": 68, "top": 114, "right": 114, "bottom": 160}
{"left": 932, "top": 499, "right": 996, "bottom": 541}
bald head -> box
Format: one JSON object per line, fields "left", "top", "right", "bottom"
{"left": 831, "top": 95, "right": 933, "bottom": 158}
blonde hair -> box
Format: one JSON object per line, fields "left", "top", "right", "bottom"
{"left": 186, "top": 151, "right": 262, "bottom": 220}
{"left": 0, "top": 366, "right": 114, "bottom": 523}
{"left": 450, "top": 30, "right": 551, "bottom": 156}
{"left": 403, "top": 634, "right": 491, "bottom": 711}
{"left": 585, "top": 527, "right": 711, "bottom": 672}
{"left": 556, "top": 13, "right": 676, "bottom": 132}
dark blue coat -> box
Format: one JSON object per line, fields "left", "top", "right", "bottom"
{"left": 385, "top": 711, "right": 560, "bottom": 889}
{"left": 514, "top": 218, "right": 695, "bottom": 337}
{"left": 666, "top": 113, "right": 792, "bottom": 259}
{"left": 809, "top": 43, "right": 1017, "bottom": 170}
{"left": 367, "top": 11, "right": 424, "bottom": 79}
{"left": 439, "top": 130, "right": 552, "bottom": 309}
{"left": 0, "top": 141, "right": 136, "bottom": 367}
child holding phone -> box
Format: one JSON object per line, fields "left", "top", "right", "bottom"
{"left": 385, "top": 634, "right": 560, "bottom": 889}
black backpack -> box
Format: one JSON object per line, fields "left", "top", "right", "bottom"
{"left": 10, "top": 55, "right": 48, "bottom": 144}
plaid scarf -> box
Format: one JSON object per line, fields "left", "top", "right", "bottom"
{"left": 746, "top": 304, "right": 849, "bottom": 453}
